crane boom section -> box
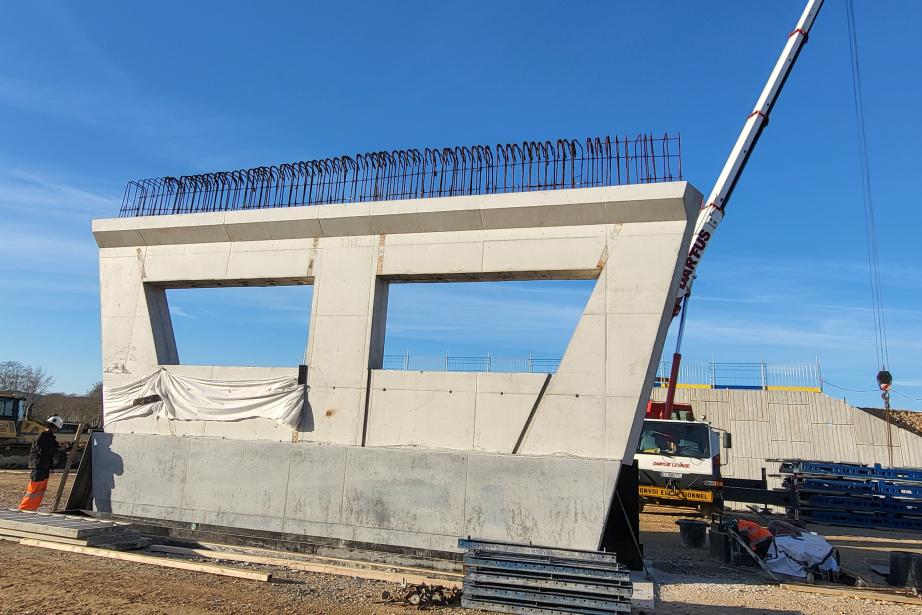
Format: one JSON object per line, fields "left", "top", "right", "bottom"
{"left": 674, "top": 0, "right": 824, "bottom": 316}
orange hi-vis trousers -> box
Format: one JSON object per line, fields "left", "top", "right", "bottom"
{"left": 19, "top": 478, "right": 49, "bottom": 511}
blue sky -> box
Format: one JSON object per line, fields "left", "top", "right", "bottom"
{"left": 1, "top": 1, "right": 919, "bottom": 410}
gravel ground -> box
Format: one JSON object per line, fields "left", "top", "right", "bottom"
{"left": 0, "top": 539, "right": 468, "bottom": 615}
{"left": 0, "top": 468, "right": 63, "bottom": 511}
{"left": 640, "top": 507, "right": 922, "bottom": 615}
{"left": 1, "top": 470, "right": 920, "bottom": 614}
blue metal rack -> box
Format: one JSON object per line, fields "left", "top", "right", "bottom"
{"left": 779, "top": 458, "right": 922, "bottom": 532}
{"left": 791, "top": 477, "right": 922, "bottom": 498}
{"left": 801, "top": 510, "right": 922, "bottom": 532}
{"left": 780, "top": 460, "right": 922, "bottom": 483}
{"left": 802, "top": 494, "right": 922, "bottom": 516}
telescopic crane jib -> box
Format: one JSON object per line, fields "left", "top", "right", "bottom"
{"left": 664, "top": 0, "right": 824, "bottom": 414}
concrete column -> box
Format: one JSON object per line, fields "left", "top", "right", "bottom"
{"left": 144, "top": 286, "right": 178, "bottom": 365}
{"left": 304, "top": 236, "right": 389, "bottom": 445}
{"left": 517, "top": 219, "right": 690, "bottom": 463}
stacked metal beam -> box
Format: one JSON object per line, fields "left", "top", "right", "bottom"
{"left": 780, "top": 460, "right": 922, "bottom": 531}
{"left": 458, "top": 538, "right": 632, "bottom": 614}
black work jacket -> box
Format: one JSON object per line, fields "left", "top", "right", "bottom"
{"left": 29, "top": 431, "right": 58, "bottom": 470}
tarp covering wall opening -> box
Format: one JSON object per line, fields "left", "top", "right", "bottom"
{"left": 103, "top": 369, "right": 303, "bottom": 427}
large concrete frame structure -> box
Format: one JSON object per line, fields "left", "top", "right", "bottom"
{"left": 92, "top": 182, "right": 700, "bottom": 552}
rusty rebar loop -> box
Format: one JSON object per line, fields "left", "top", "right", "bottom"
{"left": 120, "top": 134, "right": 682, "bottom": 216}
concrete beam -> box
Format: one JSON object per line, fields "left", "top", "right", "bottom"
{"left": 93, "top": 183, "right": 699, "bottom": 248}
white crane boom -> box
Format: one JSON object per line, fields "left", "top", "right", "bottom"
{"left": 673, "top": 0, "right": 824, "bottom": 318}
{"left": 663, "top": 0, "right": 824, "bottom": 414}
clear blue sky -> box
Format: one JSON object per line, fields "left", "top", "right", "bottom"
{"left": 1, "top": 1, "right": 920, "bottom": 410}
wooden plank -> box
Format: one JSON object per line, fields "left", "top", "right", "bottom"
{"left": 19, "top": 540, "right": 271, "bottom": 582}
{"left": 149, "top": 544, "right": 460, "bottom": 588}
{"left": 828, "top": 534, "right": 922, "bottom": 546}
{"left": 829, "top": 544, "right": 922, "bottom": 556}
{"left": 197, "top": 541, "right": 464, "bottom": 579}
{"left": 52, "top": 423, "right": 83, "bottom": 511}
{"left": 781, "top": 583, "right": 922, "bottom": 606}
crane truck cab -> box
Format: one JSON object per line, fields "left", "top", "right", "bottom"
{"left": 635, "top": 400, "right": 729, "bottom": 516}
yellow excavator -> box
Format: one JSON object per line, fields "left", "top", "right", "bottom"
{"left": 0, "top": 391, "right": 87, "bottom": 468}
{"left": 0, "top": 391, "right": 46, "bottom": 465}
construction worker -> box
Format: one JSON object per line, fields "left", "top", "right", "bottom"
{"left": 18, "top": 415, "right": 65, "bottom": 511}
{"left": 736, "top": 519, "right": 774, "bottom": 557}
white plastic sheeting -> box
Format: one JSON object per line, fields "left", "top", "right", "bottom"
{"left": 765, "top": 534, "right": 840, "bottom": 579}
{"left": 103, "top": 369, "right": 304, "bottom": 427}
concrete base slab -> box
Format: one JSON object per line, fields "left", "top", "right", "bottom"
{"left": 91, "top": 432, "right": 621, "bottom": 553}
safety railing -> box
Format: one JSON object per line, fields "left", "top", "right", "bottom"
{"left": 382, "top": 354, "right": 560, "bottom": 374}
{"left": 119, "top": 134, "right": 682, "bottom": 217}
{"left": 381, "top": 354, "right": 823, "bottom": 391}
{"left": 654, "top": 361, "right": 823, "bottom": 392}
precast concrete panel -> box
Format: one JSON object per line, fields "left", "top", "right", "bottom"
{"left": 463, "top": 454, "right": 617, "bottom": 550}
{"left": 340, "top": 447, "right": 468, "bottom": 537}
{"left": 284, "top": 445, "right": 348, "bottom": 526}
{"left": 91, "top": 432, "right": 189, "bottom": 516}
{"left": 180, "top": 438, "right": 292, "bottom": 523}
{"left": 93, "top": 183, "right": 704, "bottom": 551}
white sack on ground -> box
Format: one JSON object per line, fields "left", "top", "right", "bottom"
{"left": 765, "top": 534, "right": 840, "bottom": 578}
{"left": 103, "top": 369, "right": 303, "bottom": 427}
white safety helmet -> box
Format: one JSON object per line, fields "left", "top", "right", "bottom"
{"left": 46, "top": 415, "right": 64, "bottom": 429}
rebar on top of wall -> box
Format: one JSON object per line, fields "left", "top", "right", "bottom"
{"left": 119, "top": 133, "right": 681, "bottom": 217}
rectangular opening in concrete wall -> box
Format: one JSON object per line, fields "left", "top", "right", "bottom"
{"left": 166, "top": 285, "right": 312, "bottom": 366}
{"left": 382, "top": 279, "right": 594, "bottom": 372}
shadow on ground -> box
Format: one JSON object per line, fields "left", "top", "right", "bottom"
{"left": 644, "top": 604, "right": 801, "bottom": 615}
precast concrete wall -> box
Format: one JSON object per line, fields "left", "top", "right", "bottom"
{"left": 92, "top": 183, "right": 700, "bottom": 550}
{"left": 92, "top": 432, "right": 622, "bottom": 552}
{"left": 649, "top": 388, "right": 922, "bottom": 490}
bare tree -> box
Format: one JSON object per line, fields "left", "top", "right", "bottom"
{"left": 0, "top": 361, "right": 55, "bottom": 419}
{"left": 23, "top": 365, "right": 54, "bottom": 400}
{"left": 0, "top": 360, "right": 27, "bottom": 392}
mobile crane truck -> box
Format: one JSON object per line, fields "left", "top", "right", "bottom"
{"left": 635, "top": 0, "right": 825, "bottom": 515}
{"left": 636, "top": 401, "right": 730, "bottom": 516}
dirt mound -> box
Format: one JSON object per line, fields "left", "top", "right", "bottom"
{"left": 859, "top": 407, "right": 922, "bottom": 438}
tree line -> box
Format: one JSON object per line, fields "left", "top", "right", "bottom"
{"left": 0, "top": 360, "right": 101, "bottom": 427}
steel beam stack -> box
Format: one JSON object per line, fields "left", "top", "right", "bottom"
{"left": 780, "top": 460, "right": 922, "bottom": 531}
{"left": 458, "top": 538, "right": 632, "bottom": 614}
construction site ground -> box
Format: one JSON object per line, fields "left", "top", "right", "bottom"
{"left": 0, "top": 470, "right": 919, "bottom": 615}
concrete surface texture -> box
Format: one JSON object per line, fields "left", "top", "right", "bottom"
{"left": 650, "top": 387, "right": 922, "bottom": 488}
{"left": 92, "top": 432, "right": 621, "bottom": 551}
{"left": 94, "top": 182, "right": 699, "bottom": 462}
{"left": 92, "top": 182, "right": 699, "bottom": 550}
